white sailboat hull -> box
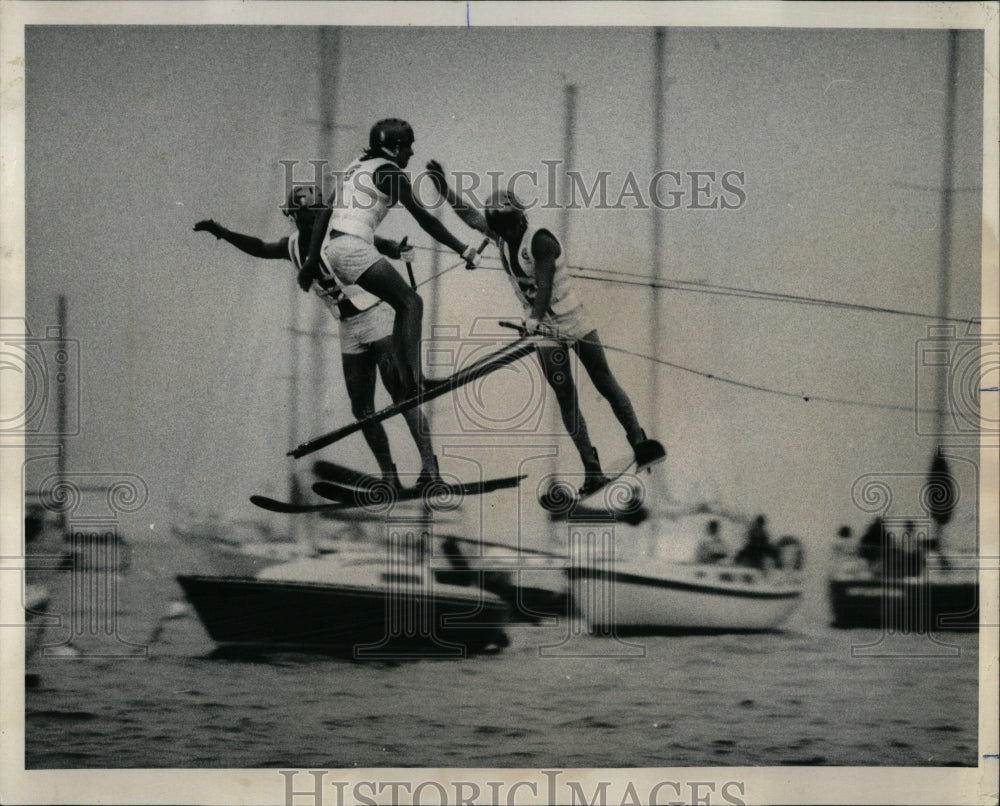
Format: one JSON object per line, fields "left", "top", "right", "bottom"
{"left": 571, "top": 561, "right": 803, "bottom": 633}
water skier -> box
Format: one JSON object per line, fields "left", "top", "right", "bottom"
{"left": 426, "top": 161, "right": 649, "bottom": 495}
{"left": 194, "top": 183, "right": 439, "bottom": 489}
{"left": 299, "top": 119, "right": 481, "bottom": 402}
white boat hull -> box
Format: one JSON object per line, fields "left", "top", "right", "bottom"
{"left": 442, "top": 526, "right": 805, "bottom": 633}
{"left": 570, "top": 561, "right": 803, "bottom": 633}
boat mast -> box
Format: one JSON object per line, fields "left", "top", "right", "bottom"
{"left": 552, "top": 82, "right": 577, "bottom": 521}
{"left": 930, "top": 30, "right": 960, "bottom": 550}
{"left": 426, "top": 207, "right": 442, "bottom": 435}
{"left": 287, "top": 28, "right": 343, "bottom": 536}
{"left": 650, "top": 27, "right": 666, "bottom": 454}
{"left": 649, "top": 28, "right": 667, "bottom": 529}
{"left": 312, "top": 29, "right": 341, "bottom": 441}
{"left": 287, "top": 219, "right": 302, "bottom": 522}
{"left": 57, "top": 294, "right": 67, "bottom": 534}
{"left": 559, "top": 84, "right": 577, "bottom": 256}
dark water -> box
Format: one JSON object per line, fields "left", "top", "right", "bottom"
{"left": 25, "top": 538, "right": 979, "bottom": 769}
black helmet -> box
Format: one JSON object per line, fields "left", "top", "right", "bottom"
{"left": 369, "top": 118, "right": 415, "bottom": 159}
{"left": 484, "top": 188, "right": 525, "bottom": 230}
{"left": 484, "top": 188, "right": 524, "bottom": 215}
{"left": 282, "top": 184, "right": 322, "bottom": 218}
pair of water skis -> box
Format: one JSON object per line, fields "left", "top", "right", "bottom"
{"left": 251, "top": 439, "right": 665, "bottom": 520}
{"left": 249, "top": 331, "right": 664, "bottom": 517}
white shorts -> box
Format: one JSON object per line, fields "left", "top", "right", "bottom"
{"left": 535, "top": 304, "right": 595, "bottom": 342}
{"left": 338, "top": 302, "right": 394, "bottom": 356}
{"left": 323, "top": 233, "right": 383, "bottom": 285}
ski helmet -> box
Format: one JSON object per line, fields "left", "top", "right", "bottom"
{"left": 484, "top": 188, "right": 525, "bottom": 230}
{"left": 484, "top": 188, "right": 524, "bottom": 214}
{"left": 283, "top": 184, "right": 322, "bottom": 217}
{"left": 369, "top": 118, "right": 415, "bottom": 160}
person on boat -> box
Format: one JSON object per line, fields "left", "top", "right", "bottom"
{"left": 893, "top": 519, "right": 926, "bottom": 579}
{"left": 424, "top": 161, "right": 649, "bottom": 495}
{"left": 193, "top": 183, "right": 439, "bottom": 489}
{"left": 733, "top": 515, "right": 779, "bottom": 570}
{"left": 695, "top": 519, "right": 729, "bottom": 564}
{"left": 297, "top": 119, "right": 482, "bottom": 401}
{"left": 857, "top": 516, "right": 887, "bottom": 574}
{"left": 830, "top": 525, "right": 859, "bottom": 568}
{"left": 833, "top": 524, "right": 860, "bottom": 561}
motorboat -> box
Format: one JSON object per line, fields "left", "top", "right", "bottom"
{"left": 177, "top": 535, "right": 511, "bottom": 657}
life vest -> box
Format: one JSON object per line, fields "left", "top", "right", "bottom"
{"left": 288, "top": 230, "right": 380, "bottom": 318}
{"left": 496, "top": 223, "right": 580, "bottom": 316}
{"left": 328, "top": 156, "right": 394, "bottom": 244}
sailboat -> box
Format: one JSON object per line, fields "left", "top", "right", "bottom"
{"left": 828, "top": 485, "right": 980, "bottom": 632}
{"left": 827, "top": 32, "right": 981, "bottom": 633}
{"left": 441, "top": 507, "right": 806, "bottom": 633}
{"left": 828, "top": 559, "right": 979, "bottom": 631}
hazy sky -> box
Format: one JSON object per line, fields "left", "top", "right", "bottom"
{"left": 14, "top": 20, "right": 989, "bottom": 601}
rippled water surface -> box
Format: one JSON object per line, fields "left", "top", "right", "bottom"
{"left": 25, "top": 539, "right": 980, "bottom": 769}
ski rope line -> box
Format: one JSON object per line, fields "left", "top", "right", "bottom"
{"left": 408, "top": 246, "right": 962, "bottom": 416}
{"left": 350, "top": 255, "right": 469, "bottom": 311}
{"left": 568, "top": 267, "right": 973, "bottom": 325}
{"left": 408, "top": 244, "right": 973, "bottom": 325}
{"left": 575, "top": 333, "right": 946, "bottom": 416}
{"left": 410, "top": 254, "right": 469, "bottom": 289}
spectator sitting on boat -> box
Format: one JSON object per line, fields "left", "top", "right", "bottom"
{"left": 833, "top": 525, "right": 855, "bottom": 557}
{"left": 888, "top": 520, "right": 926, "bottom": 579}
{"left": 857, "top": 516, "right": 887, "bottom": 573}
{"left": 695, "top": 519, "right": 729, "bottom": 564}
{"left": 733, "top": 515, "right": 779, "bottom": 570}
{"left": 830, "top": 524, "right": 868, "bottom": 576}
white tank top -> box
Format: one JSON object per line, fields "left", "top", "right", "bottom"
{"left": 497, "top": 224, "right": 580, "bottom": 316}
{"left": 328, "top": 156, "right": 394, "bottom": 243}
{"left": 288, "top": 231, "right": 380, "bottom": 318}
